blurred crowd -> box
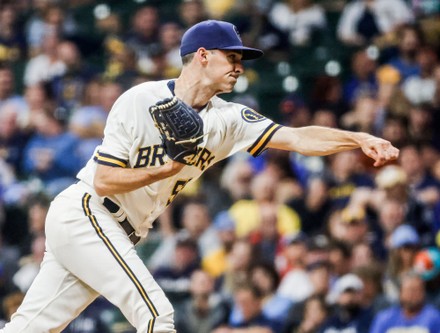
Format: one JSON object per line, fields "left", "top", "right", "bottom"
{"left": 0, "top": 0, "right": 440, "bottom": 332}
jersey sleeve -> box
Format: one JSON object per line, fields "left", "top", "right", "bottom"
{"left": 94, "top": 94, "right": 133, "bottom": 168}
{"left": 220, "top": 104, "right": 283, "bottom": 158}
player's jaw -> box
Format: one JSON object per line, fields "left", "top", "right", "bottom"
{"left": 208, "top": 50, "right": 243, "bottom": 94}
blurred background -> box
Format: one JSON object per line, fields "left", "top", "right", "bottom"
{"left": 0, "top": 0, "right": 440, "bottom": 332}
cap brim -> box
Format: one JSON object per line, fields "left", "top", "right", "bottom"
{"left": 221, "top": 46, "right": 264, "bottom": 60}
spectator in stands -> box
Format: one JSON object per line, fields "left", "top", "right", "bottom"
{"left": 322, "top": 273, "right": 373, "bottom": 333}
{"left": 311, "top": 108, "right": 338, "bottom": 129}
{"left": 382, "top": 224, "right": 420, "bottom": 302}
{"left": 399, "top": 143, "right": 440, "bottom": 207}
{"left": 248, "top": 204, "right": 282, "bottom": 264}
{"left": 22, "top": 84, "right": 52, "bottom": 132}
{"left": 407, "top": 104, "right": 434, "bottom": 143}
{"left": 0, "top": 64, "right": 27, "bottom": 114}
{"left": 277, "top": 236, "right": 330, "bottom": 304}
{"left": 379, "top": 113, "right": 409, "bottom": 149}
{"left": 158, "top": 22, "right": 183, "bottom": 78}
{"left": 0, "top": 291, "right": 24, "bottom": 329}
{"left": 249, "top": 149, "right": 302, "bottom": 204}
{"left": 275, "top": 231, "right": 308, "bottom": 278}
{"left": 228, "top": 262, "right": 291, "bottom": 328}
{"left": 377, "top": 200, "right": 406, "bottom": 246}
{"left": 307, "top": 258, "right": 331, "bottom": 297}
{"left": 374, "top": 65, "right": 404, "bottom": 120}
{"left": 224, "top": 1, "right": 290, "bottom": 62}
{"left": 352, "top": 263, "right": 390, "bottom": 315}
{"left": 69, "top": 80, "right": 122, "bottom": 165}
{"left": 268, "top": 0, "right": 327, "bottom": 46}
{"left": 214, "top": 282, "right": 280, "bottom": 333}
{"left": 220, "top": 239, "right": 254, "bottom": 298}
{"left": 149, "top": 199, "right": 221, "bottom": 272}
{"left": 419, "top": 143, "right": 440, "bottom": 178}
{"left": 178, "top": 0, "right": 209, "bottom": 29}
{"left": 282, "top": 294, "right": 329, "bottom": 333}
{"left": 309, "top": 75, "right": 347, "bottom": 120}
{"left": 288, "top": 176, "right": 332, "bottom": 235}
{"left": 219, "top": 156, "right": 254, "bottom": 207}
{"left": 229, "top": 171, "right": 301, "bottom": 239}
{"left": 24, "top": 193, "right": 49, "bottom": 241}
{"left": 413, "top": 247, "right": 440, "bottom": 309}
{"left": 202, "top": 210, "right": 237, "bottom": 280}
{"left": 50, "top": 41, "right": 97, "bottom": 117}
{"left": 202, "top": 0, "right": 237, "bottom": 20}
{"left": 370, "top": 272, "right": 440, "bottom": 333}
{"left": 180, "top": 199, "right": 221, "bottom": 257}
{"left": 63, "top": 297, "right": 112, "bottom": 333}
{"left": 341, "top": 92, "right": 380, "bottom": 134}
{"left": 325, "top": 150, "right": 374, "bottom": 209}
{"left": 349, "top": 165, "right": 432, "bottom": 245}
{"left": 402, "top": 45, "right": 437, "bottom": 105}
{"left": 351, "top": 241, "right": 377, "bottom": 269}
{"left": 124, "top": 6, "right": 161, "bottom": 77}
{"left": 0, "top": 3, "right": 26, "bottom": 63}
{"left": 0, "top": 102, "right": 30, "bottom": 177}
{"left": 334, "top": 206, "right": 371, "bottom": 248}
{"left": 23, "top": 30, "right": 65, "bottom": 87}
{"left": 328, "top": 239, "right": 353, "bottom": 279}
{"left": 0, "top": 236, "right": 20, "bottom": 317}
{"left": 99, "top": 11, "right": 140, "bottom": 88}
{"left": 343, "top": 49, "right": 378, "bottom": 108}
{"left": 12, "top": 233, "right": 45, "bottom": 293}
{"left": 337, "top": 0, "right": 413, "bottom": 47}
{"left": 325, "top": 209, "right": 347, "bottom": 244}
{"left": 399, "top": 143, "right": 440, "bottom": 242}
{"left": 387, "top": 24, "right": 424, "bottom": 81}
{"left": 152, "top": 233, "right": 201, "bottom": 307}
{"left": 25, "top": 3, "right": 77, "bottom": 57}
{"left": 22, "top": 108, "right": 82, "bottom": 197}
{"left": 175, "top": 269, "right": 228, "bottom": 333}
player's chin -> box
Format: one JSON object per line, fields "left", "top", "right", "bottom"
{"left": 224, "top": 80, "right": 237, "bottom": 92}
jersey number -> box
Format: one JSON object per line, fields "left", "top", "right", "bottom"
{"left": 166, "top": 178, "right": 192, "bottom": 206}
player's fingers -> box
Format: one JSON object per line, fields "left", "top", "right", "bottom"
{"left": 373, "top": 144, "right": 399, "bottom": 166}
{"left": 388, "top": 146, "right": 400, "bottom": 160}
{"left": 365, "top": 146, "right": 378, "bottom": 162}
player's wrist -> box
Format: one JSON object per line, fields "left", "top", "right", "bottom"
{"left": 353, "top": 132, "right": 373, "bottom": 146}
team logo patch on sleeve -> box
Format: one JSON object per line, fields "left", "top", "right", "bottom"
{"left": 241, "top": 108, "right": 266, "bottom": 123}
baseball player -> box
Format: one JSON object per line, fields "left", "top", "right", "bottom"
{"left": 1, "top": 20, "right": 399, "bottom": 333}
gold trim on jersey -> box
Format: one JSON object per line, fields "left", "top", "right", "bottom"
{"left": 81, "top": 193, "right": 159, "bottom": 327}
{"left": 247, "top": 123, "right": 282, "bottom": 157}
{"left": 93, "top": 152, "right": 128, "bottom": 168}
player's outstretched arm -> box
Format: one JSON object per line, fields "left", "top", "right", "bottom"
{"left": 267, "top": 125, "right": 399, "bottom": 167}
{"left": 93, "top": 161, "right": 185, "bottom": 197}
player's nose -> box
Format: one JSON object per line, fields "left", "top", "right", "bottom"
{"left": 235, "top": 62, "right": 244, "bottom": 74}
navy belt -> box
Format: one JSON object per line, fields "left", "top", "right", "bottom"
{"left": 102, "top": 198, "right": 140, "bottom": 245}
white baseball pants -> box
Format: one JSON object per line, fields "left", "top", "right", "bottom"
{"left": 0, "top": 182, "right": 175, "bottom": 333}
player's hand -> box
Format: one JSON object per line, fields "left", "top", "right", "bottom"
{"left": 360, "top": 135, "right": 399, "bottom": 167}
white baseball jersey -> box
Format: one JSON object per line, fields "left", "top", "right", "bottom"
{"left": 77, "top": 79, "right": 281, "bottom": 237}
{"left": 0, "top": 79, "right": 282, "bottom": 333}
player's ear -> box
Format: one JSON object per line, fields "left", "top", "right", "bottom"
{"left": 196, "top": 48, "right": 209, "bottom": 64}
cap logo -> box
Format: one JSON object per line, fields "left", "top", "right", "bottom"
{"left": 233, "top": 25, "right": 242, "bottom": 42}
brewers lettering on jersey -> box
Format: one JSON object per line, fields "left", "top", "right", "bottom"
{"left": 1, "top": 20, "right": 399, "bottom": 333}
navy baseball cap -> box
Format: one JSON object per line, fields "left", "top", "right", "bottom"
{"left": 180, "top": 20, "right": 264, "bottom": 60}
